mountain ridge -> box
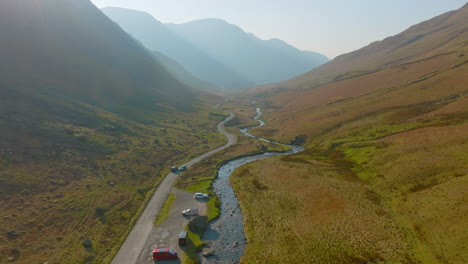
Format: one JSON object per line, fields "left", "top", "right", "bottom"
{"left": 271, "top": 5, "right": 467, "bottom": 91}
{"left": 102, "top": 7, "right": 253, "bottom": 89}
{"left": 167, "top": 18, "right": 330, "bottom": 84}
{"left": 102, "top": 7, "right": 329, "bottom": 88}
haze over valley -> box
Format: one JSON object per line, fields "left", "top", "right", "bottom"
{"left": 102, "top": 7, "right": 330, "bottom": 89}
{"left": 0, "top": 1, "right": 466, "bottom": 263}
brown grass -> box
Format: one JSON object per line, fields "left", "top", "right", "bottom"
{"left": 226, "top": 7, "right": 468, "bottom": 263}
{"left": 231, "top": 158, "right": 413, "bottom": 263}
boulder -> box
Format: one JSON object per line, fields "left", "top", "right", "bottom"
{"left": 202, "top": 248, "right": 215, "bottom": 257}
{"left": 188, "top": 216, "right": 208, "bottom": 234}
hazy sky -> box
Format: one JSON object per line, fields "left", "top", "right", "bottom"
{"left": 91, "top": 0, "right": 466, "bottom": 58}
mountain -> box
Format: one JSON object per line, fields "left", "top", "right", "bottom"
{"left": 237, "top": 4, "right": 467, "bottom": 264}
{"left": 252, "top": 35, "right": 329, "bottom": 69}
{"left": 167, "top": 18, "right": 330, "bottom": 85}
{"left": 151, "top": 51, "right": 220, "bottom": 92}
{"left": 102, "top": 7, "right": 252, "bottom": 88}
{"left": 268, "top": 3, "right": 468, "bottom": 91}
{"left": 0, "top": 1, "right": 198, "bottom": 116}
{"left": 101, "top": 8, "right": 329, "bottom": 88}
{"left": 0, "top": 1, "right": 225, "bottom": 263}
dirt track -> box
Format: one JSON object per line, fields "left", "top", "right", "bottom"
{"left": 111, "top": 112, "right": 236, "bottom": 264}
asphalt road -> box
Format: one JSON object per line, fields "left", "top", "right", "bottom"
{"left": 111, "top": 113, "right": 236, "bottom": 264}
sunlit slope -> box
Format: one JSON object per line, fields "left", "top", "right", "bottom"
{"left": 235, "top": 4, "right": 467, "bottom": 264}
{"left": 257, "top": 2, "right": 467, "bottom": 92}
{"left": 253, "top": 4, "right": 467, "bottom": 141}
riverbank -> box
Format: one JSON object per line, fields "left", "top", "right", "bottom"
{"left": 193, "top": 107, "right": 303, "bottom": 263}
{"left": 175, "top": 104, "right": 300, "bottom": 263}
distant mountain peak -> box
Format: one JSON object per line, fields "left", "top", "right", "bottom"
{"left": 101, "top": 6, "right": 162, "bottom": 24}
{"left": 191, "top": 18, "right": 230, "bottom": 24}
{"left": 179, "top": 18, "right": 245, "bottom": 33}
{"left": 103, "top": 8, "right": 329, "bottom": 87}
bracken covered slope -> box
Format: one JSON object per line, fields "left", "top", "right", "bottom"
{"left": 232, "top": 4, "right": 467, "bottom": 264}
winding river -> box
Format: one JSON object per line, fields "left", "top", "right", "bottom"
{"left": 200, "top": 108, "right": 303, "bottom": 263}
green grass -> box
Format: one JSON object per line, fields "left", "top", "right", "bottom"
{"left": 154, "top": 193, "right": 176, "bottom": 225}
{"left": 181, "top": 229, "right": 204, "bottom": 264}
{"left": 342, "top": 144, "right": 378, "bottom": 180}
{"left": 182, "top": 180, "right": 221, "bottom": 222}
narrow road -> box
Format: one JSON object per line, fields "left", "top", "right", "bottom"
{"left": 111, "top": 113, "right": 236, "bottom": 264}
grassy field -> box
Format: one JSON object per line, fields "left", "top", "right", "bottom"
{"left": 231, "top": 103, "right": 467, "bottom": 263}
{"left": 0, "top": 102, "right": 228, "bottom": 264}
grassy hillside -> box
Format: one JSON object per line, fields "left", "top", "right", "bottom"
{"left": 254, "top": 2, "right": 467, "bottom": 94}
{"left": 0, "top": 94, "right": 227, "bottom": 263}
{"left": 231, "top": 4, "right": 468, "bottom": 264}
{"left": 0, "top": 0, "right": 227, "bottom": 263}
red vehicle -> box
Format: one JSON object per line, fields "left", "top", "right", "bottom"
{"left": 152, "top": 248, "right": 178, "bottom": 260}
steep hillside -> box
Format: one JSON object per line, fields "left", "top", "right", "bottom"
{"left": 261, "top": 2, "right": 468, "bottom": 91}
{"left": 0, "top": 1, "right": 198, "bottom": 116}
{"left": 252, "top": 4, "right": 467, "bottom": 139}
{"left": 0, "top": 1, "right": 226, "bottom": 263}
{"left": 253, "top": 35, "right": 329, "bottom": 68}
{"left": 167, "top": 18, "right": 330, "bottom": 85}
{"left": 102, "top": 7, "right": 252, "bottom": 89}
{"left": 231, "top": 4, "right": 467, "bottom": 264}
{"left": 151, "top": 51, "right": 220, "bottom": 92}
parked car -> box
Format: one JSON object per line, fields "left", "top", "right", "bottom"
{"left": 179, "top": 165, "right": 187, "bottom": 171}
{"left": 178, "top": 231, "right": 188, "bottom": 246}
{"left": 193, "top": 192, "right": 209, "bottom": 199}
{"left": 182, "top": 208, "right": 198, "bottom": 216}
{"left": 170, "top": 166, "right": 178, "bottom": 173}
{"left": 152, "top": 248, "right": 177, "bottom": 260}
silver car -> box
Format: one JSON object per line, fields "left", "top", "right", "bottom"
{"left": 193, "top": 192, "right": 209, "bottom": 199}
